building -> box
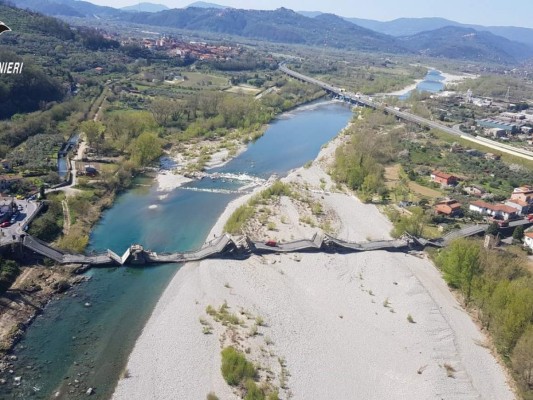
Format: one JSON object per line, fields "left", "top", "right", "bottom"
{"left": 476, "top": 118, "right": 518, "bottom": 134}
{"left": 469, "top": 200, "right": 518, "bottom": 221}
{"left": 84, "top": 165, "right": 98, "bottom": 177}
{"left": 524, "top": 232, "right": 533, "bottom": 251}
{"left": 0, "top": 200, "right": 17, "bottom": 223}
{"left": 431, "top": 171, "right": 458, "bottom": 186}
{"left": 0, "top": 175, "right": 22, "bottom": 193}
{"left": 463, "top": 186, "right": 485, "bottom": 197}
{"left": 505, "top": 199, "right": 530, "bottom": 216}
{"left": 485, "top": 128, "right": 507, "bottom": 138}
{"left": 510, "top": 186, "right": 533, "bottom": 204}
{"left": 435, "top": 198, "right": 462, "bottom": 217}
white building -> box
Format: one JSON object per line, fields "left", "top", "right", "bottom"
{"left": 469, "top": 200, "right": 518, "bottom": 221}
{"left": 524, "top": 232, "right": 533, "bottom": 251}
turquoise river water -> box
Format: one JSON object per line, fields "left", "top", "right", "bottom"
{"left": 0, "top": 100, "right": 353, "bottom": 399}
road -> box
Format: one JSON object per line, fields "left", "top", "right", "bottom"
{"left": 279, "top": 64, "right": 533, "bottom": 161}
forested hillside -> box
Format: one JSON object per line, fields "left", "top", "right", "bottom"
{"left": 0, "top": 2, "right": 122, "bottom": 119}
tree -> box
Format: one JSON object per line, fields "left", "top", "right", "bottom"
{"left": 486, "top": 222, "right": 499, "bottom": 236}
{"left": 80, "top": 120, "right": 105, "bottom": 153}
{"left": 438, "top": 239, "right": 480, "bottom": 304}
{"left": 512, "top": 325, "right": 533, "bottom": 389}
{"left": 0, "top": 258, "right": 20, "bottom": 295}
{"left": 513, "top": 226, "right": 525, "bottom": 242}
{"left": 391, "top": 207, "right": 427, "bottom": 238}
{"left": 149, "top": 98, "right": 181, "bottom": 126}
{"left": 130, "top": 132, "right": 162, "bottom": 167}
{"left": 487, "top": 279, "right": 533, "bottom": 353}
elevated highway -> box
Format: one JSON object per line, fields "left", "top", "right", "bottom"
{"left": 279, "top": 64, "right": 533, "bottom": 161}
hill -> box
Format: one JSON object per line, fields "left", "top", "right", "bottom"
{"left": 14, "top": 0, "right": 122, "bottom": 19}
{"left": 7, "top": 2, "right": 533, "bottom": 63}
{"left": 399, "top": 26, "right": 532, "bottom": 64}
{"left": 299, "top": 11, "right": 533, "bottom": 49}
{"left": 343, "top": 16, "right": 533, "bottom": 49}
{"left": 0, "top": 2, "right": 124, "bottom": 119}
{"left": 187, "top": 1, "right": 227, "bottom": 9}
{"left": 122, "top": 2, "right": 169, "bottom": 13}
{"left": 122, "top": 7, "right": 406, "bottom": 53}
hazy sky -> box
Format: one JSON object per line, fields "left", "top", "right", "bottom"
{"left": 88, "top": 0, "right": 532, "bottom": 28}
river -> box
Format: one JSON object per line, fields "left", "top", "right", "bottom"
{"left": 0, "top": 100, "right": 353, "bottom": 399}
{"left": 399, "top": 69, "right": 446, "bottom": 100}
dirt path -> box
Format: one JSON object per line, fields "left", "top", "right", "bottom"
{"left": 61, "top": 200, "right": 71, "bottom": 235}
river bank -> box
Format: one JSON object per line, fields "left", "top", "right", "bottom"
{"left": 383, "top": 68, "right": 476, "bottom": 97}
{"left": 113, "top": 122, "right": 515, "bottom": 399}
{"left": 0, "top": 100, "right": 353, "bottom": 400}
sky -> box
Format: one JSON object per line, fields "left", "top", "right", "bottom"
{"left": 88, "top": 0, "right": 533, "bottom": 28}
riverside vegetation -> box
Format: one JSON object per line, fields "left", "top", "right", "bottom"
{"left": 436, "top": 240, "right": 533, "bottom": 399}
{"left": 0, "top": 2, "right": 325, "bottom": 358}
{"left": 330, "top": 108, "right": 533, "bottom": 399}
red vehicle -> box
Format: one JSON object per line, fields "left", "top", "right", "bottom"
{"left": 491, "top": 219, "right": 508, "bottom": 227}
{"left": 265, "top": 240, "right": 277, "bottom": 247}
{"left": 527, "top": 214, "right": 533, "bottom": 222}
{"left": 0, "top": 221, "right": 11, "bottom": 228}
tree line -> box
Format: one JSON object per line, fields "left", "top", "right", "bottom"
{"left": 436, "top": 239, "right": 533, "bottom": 397}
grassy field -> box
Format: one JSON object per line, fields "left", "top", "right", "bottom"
{"left": 177, "top": 72, "right": 230, "bottom": 89}
{"left": 408, "top": 181, "right": 442, "bottom": 198}
{"left": 224, "top": 85, "right": 262, "bottom": 95}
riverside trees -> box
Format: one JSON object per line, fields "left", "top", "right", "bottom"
{"left": 436, "top": 239, "right": 533, "bottom": 397}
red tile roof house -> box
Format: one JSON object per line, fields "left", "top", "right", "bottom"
{"left": 510, "top": 186, "right": 533, "bottom": 204}
{"left": 469, "top": 200, "right": 518, "bottom": 221}
{"left": 524, "top": 232, "right": 533, "bottom": 251}
{"left": 435, "top": 198, "right": 462, "bottom": 217}
{"left": 505, "top": 198, "right": 530, "bottom": 216}
{"left": 504, "top": 186, "right": 533, "bottom": 216}
{"left": 430, "top": 170, "right": 458, "bottom": 186}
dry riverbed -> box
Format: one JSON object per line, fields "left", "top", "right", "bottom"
{"left": 113, "top": 128, "right": 515, "bottom": 400}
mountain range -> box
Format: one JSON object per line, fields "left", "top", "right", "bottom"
{"left": 299, "top": 12, "right": 533, "bottom": 49}
{"left": 8, "top": 0, "right": 533, "bottom": 63}
{"left": 121, "top": 2, "right": 169, "bottom": 12}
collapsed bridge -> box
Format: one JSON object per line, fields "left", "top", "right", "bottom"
{"left": 13, "top": 223, "right": 488, "bottom": 267}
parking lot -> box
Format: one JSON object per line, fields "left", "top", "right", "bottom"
{"left": 0, "top": 199, "right": 41, "bottom": 245}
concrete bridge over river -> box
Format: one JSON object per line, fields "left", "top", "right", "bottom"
{"left": 279, "top": 63, "right": 533, "bottom": 161}
{"left": 6, "top": 223, "right": 489, "bottom": 267}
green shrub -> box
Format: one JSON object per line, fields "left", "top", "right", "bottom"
{"left": 0, "top": 258, "right": 20, "bottom": 295}
{"left": 221, "top": 347, "right": 256, "bottom": 386}
{"left": 224, "top": 204, "right": 254, "bottom": 234}
{"left": 244, "top": 379, "right": 265, "bottom": 400}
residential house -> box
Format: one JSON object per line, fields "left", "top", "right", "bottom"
{"left": 469, "top": 200, "right": 518, "bottom": 221}
{"left": 435, "top": 198, "right": 462, "bottom": 217}
{"left": 431, "top": 171, "right": 458, "bottom": 186}
{"left": 510, "top": 186, "right": 533, "bottom": 203}
{"left": 524, "top": 232, "right": 533, "bottom": 251}
{"left": 505, "top": 198, "right": 530, "bottom": 216}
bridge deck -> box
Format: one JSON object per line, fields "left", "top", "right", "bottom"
{"left": 15, "top": 220, "right": 489, "bottom": 267}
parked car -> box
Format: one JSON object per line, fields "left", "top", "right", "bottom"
{"left": 0, "top": 221, "right": 11, "bottom": 228}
